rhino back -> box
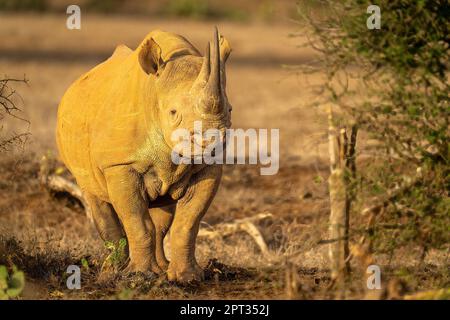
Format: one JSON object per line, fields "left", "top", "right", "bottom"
{"left": 56, "top": 46, "right": 152, "bottom": 199}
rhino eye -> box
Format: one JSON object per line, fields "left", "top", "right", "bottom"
{"left": 169, "top": 108, "right": 181, "bottom": 126}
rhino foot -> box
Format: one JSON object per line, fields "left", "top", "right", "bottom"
{"left": 167, "top": 263, "right": 205, "bottom": 284}
{"left": 123, "top": 260, "right": 163, "bottom": 275}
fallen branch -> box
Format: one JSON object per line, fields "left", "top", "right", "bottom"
{"left": 198, "top": 213, "right": 273, "bottom": 257}
{"left": 39, "top": 155, "right": 93, "bottom": 223}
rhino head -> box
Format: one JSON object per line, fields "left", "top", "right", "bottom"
{"left": 138, "top": 28, "right": 232, "bottom": 158}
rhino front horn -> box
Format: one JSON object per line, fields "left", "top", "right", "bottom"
{"left": 206, "top": 27, "right": 221, "bottom": 101}
{"left": 193, "top": 27, "right": 223, "bottom": 114}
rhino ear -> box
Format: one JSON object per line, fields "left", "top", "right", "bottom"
{"left": 219, "top": 34, "right": 231, "bottom": 63}
{"left": 138, "top": 38, "right": 162, "bottom": 75}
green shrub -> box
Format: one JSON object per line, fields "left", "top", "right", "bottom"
{"left": 296, "top": 0, "right": 449, "bottom": 254}
{"left": 0, "top": 265, "right": 25, "bottom": 300}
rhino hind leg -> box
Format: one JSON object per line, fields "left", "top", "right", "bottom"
{"left": 84, "top": 192, "right": 126, "bottom": 244}
{"left": 149, "top": 205, "right": 175, "bottom": 271}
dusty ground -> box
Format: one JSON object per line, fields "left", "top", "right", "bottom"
{"left": 0, "top": 13, "right": 447, "bottom": 299}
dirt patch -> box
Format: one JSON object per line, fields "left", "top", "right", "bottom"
{"left": 0, "top": 153, "right": 447, "bottom": 299}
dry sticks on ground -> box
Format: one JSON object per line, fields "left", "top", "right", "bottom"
{"left": 198, "top": 212, "right": 272, "bottom": 257}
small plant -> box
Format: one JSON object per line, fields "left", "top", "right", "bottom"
{"left": 101, "top": 238, "right": 128, "bottom": 273}
{"left": 0, "top": 265, "right": 25, "bottom": 300}
{"left": 80, "top": 257, "right": 90, "bottom": 271}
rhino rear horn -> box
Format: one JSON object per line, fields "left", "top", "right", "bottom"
{"left": 194, "top": 42, "right": 210, "bottom": 88}
{"left": 206, "top": 26, "right": 221, "bottom": 102}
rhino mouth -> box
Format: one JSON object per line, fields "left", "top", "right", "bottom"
{"left": 175, "top": 137, "right": 226, "bottom": 161}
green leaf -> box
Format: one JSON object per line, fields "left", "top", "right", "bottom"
{"left": 118, "top": 238, "right": 127, "bottom": 250}
{"left": 104, "top": 241, "right": 115, "bottom": 250}
{"left": 81, "top": 258, "right": 89, "bottom": 270}
{"left": 0, "top": 265, "right": 8, "bottom": 279}
{"left": 6, "top": 270, "right": 25, "bottom": 298}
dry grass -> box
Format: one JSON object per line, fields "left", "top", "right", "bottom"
{"left": 0, "top": 152, "right": 447, "bottom": 299}
{"left": 0, "top": 152, "right": 334, "bottom": 299}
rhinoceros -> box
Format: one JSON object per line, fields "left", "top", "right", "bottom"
{"left": 56, "top": 28, "right": 232, "bottom": 283}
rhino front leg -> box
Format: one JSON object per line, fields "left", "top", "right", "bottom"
{"left": 168, "top": 165, "right": 222, "bottom": 283}
{"left": 104, "top": 166, "right": 162, "bottom": 275}
{"left": 149, "top": 205, "right": 175, "bottom": 270}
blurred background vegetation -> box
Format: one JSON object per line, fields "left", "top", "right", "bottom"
{"left": 296, "top": 0, "right": 449, "bottom": 261}
{"left": 0, "top": 0, "right": 300, "bottom": 21}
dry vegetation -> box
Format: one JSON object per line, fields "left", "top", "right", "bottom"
{"left": 0, "top": 4, "right": 448, "bottom": 299}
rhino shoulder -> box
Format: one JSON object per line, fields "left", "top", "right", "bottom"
{"left": 69, "top": 44, "right": 131, "bottom": 87}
